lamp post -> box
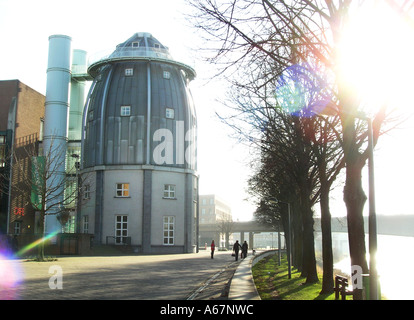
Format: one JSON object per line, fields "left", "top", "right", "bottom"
{"left": 277, "top": 219, "right": 281, "bottom": 266}
{"left": 365, "top": 116, "right": 378, "bottom": 300}
{"left": 286, "top": 202, "right": 292, "bottom": 279}
{"left": 270, "top": 198, "right": 292, "bottom": 279}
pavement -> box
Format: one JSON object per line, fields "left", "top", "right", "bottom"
{"left": 0, "top": 249, "right": 263, "bottom": 300}
{"left": 228, "top": 253, "right": 261, "bottom": 300}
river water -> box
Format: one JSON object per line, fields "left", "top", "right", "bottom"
{"left": 314, "top": 232, "right": 414, "bottom": 300}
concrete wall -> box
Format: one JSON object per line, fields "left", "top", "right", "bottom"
{"left": 79, "top": 166, "right": 198, "bottom": 253}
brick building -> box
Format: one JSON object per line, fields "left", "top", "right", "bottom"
{"left": 0, "top": 80, "right": 45, "bottom": 236}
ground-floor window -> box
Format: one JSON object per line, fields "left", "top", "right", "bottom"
{"left": 163, "top": 216, "right": 175, "bottom": 245}
{"left": 82, "top": 215, "right": 89, "bottom": 234}
{"left": 14, "top": 221, "right": 21, "bottom": 235}
{"left": 115, "top": 215, "right": 128, "bottom": 244}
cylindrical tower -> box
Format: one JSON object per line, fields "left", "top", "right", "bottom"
{"left": 81, "top": 33, "right": 198, "bottom": 253}
{"left": 43, "top": 34, "right": 72, "bottom": 234}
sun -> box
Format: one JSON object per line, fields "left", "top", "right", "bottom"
{"left": 337, "top": 2, "right": 414, "bottom": 116}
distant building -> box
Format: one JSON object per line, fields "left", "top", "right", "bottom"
{"left": 0, "top": 80, "right": 45, "bottom": 235}
{"left": 199, "top": 194, "right": 232, "bottom": 248}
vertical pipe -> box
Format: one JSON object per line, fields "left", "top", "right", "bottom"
{"left": 146, "top": 63, "right": 152, "bottom": 165}
{"left": 43, "top": 34, "right": 72, "bottom": 234}
{"left": 368, "top": 118, "right": 378, "bottom": 300}
{"left": 278, "top": 221, "right": 281, "bottom": 265}
{"left": 69, "top": 49, "right": 87, "bottom": 141}
{"left": 287, "top": 203, "right": 292, "bottom": 279}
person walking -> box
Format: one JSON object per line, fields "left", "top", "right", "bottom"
{"left": 210, "top": 240, "right": 215, "bottom": 259}
{"left": 233, "top": 240, "right": 241, "bottom": 261}
{"left": 242, "top": 241, "right": 248, "bottom": 259}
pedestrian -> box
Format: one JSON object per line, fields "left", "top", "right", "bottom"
{"left": 242, "top": 241, "right": 248, "bottom": 259}
{"left": 233, "top": 240, "right": 241, "bottom": 261}
{"left": 210, "top": 240, "right": 215, "bottom": 259}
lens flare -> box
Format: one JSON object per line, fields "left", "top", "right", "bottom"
{"left": 0, "top": 253, "right": 22, "bottom": 299}
{"left": 14, "top": 229, "right": 61, "bottom": 257}
{"left": 275, "top": 63, "right": 333, "bottom": 117}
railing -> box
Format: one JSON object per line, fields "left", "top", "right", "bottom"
{"left": 88, "top": 47, "right": 173, "bottom": 67}
{"left": 71, "top": 64, "right": 88, "bottom": 75}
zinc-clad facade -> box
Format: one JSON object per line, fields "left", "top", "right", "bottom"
{"left": 81, "top": 33, "right": 198, "bottom": 253}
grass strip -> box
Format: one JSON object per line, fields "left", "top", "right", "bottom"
{"left": 252, "top": 253, "right": 338, "bottom": 300}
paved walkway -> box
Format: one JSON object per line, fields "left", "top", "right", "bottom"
{"left": 1, "top": 250, "right": 243, "bottom": 300}
{"left": 228, "top": 254, "right": 261, "bottom": 300}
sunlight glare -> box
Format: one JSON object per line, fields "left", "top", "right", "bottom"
{"left": 0, "top": 253, "right": 22, "bottom": 299}
{"left": 337, "top": 2, "right": 414, "bottom": 116}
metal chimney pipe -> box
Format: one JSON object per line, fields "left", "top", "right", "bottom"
{"left": 69, "top": 49, "right": 87, "bottom": 141}
{"left": 43, "top": 34, "right": 72, "bottom": 234}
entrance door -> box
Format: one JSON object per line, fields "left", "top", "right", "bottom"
{"left": 115, "top": 215, "right": 128, "bottom": 245}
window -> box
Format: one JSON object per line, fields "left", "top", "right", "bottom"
{"left": 63, "top": 215, "right": 76, "bottom": 233}
{"left": 115, "top": 215, "right": 128, "bottom": 245}
{"left": 163, "top": 184, "right": 175, "bottom": 199}
{"left": 163, "top": 71, "right": 171, "bottom": 79}
{"left": 83, "top": 184, "right": 90, "bottom": 200}
{"left": 120, "top": 106, "right": 131, "bottom": 116}
{"left": 163, "top": 216, "right": 175, "bottom": 245}
{"left": 125, "top": 68, "right": 133, "bottom": 76}
{"left": 14, "top": 221, "right": 21, "bottom": 235}
{"left": 116, "top": 183, "right": 130, "bottom": 197}
{"left": 132, "top": 41, "right": 139, "bottom": 48}
{"left": 154, "top": 43, "right": 161, "bottom": 49}
{"left": 165, "top": 108, "right": 174, "bottom": 119}
{"left": 82, "top": 215, "right": 89, "bottom": 234}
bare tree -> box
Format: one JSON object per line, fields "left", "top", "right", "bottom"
{"left": 188, "top": 0, "right": 409, "bottom": 298}
{"left": 1, "top": 137, "right": 84, "bottom": 260}
{"left": 216, "top": 213, "right": 234, "bottom": 249}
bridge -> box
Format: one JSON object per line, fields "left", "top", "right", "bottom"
{"left": 199, "top": 215, "right": 414, "bottom": 248}
{"left": 199, "top": 220, "right": 276, "bottom": 234}
{"left": 199, "top": 220, "right": 278, "bottom": 249}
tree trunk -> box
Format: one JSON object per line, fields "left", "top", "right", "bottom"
{"left": 340, "top": 104, "right": 370, "bottom": 299}
{"left": 293, "top": 208, "right": 303, "bottom": 272}
{"left": 320, "top": 186, "right": 334, "bottom": 294}
{"left": 38, "top": 240, "right": 45, "bottom": 261}
{"left": 344, "top": 162, "right": 369, "bottom": 300}
{"left": 37, "top": 210, "right": 46, "bottom": 261}
{"left": 301, "top": 208, "right": 319, "bottom": 283}
{"left": 299, "top": 190, "right": 318, "bottom": 283}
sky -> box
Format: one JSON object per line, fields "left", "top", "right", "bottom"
{"left": 0, "top": 0, "right": 256, "bottom": 221}
{"left": 1, "top": 0, "right": 413, "bottom": 221}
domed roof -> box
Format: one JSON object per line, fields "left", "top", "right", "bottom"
{"left": 88, "top": 32, "right": 195, "bottom": 80}
{"left": 110, "top": 32, "right": 173, "bottom": 60}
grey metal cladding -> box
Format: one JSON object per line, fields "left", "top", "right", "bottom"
{"left": 82, "top": 33, "right": 196, "bottom": 169}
